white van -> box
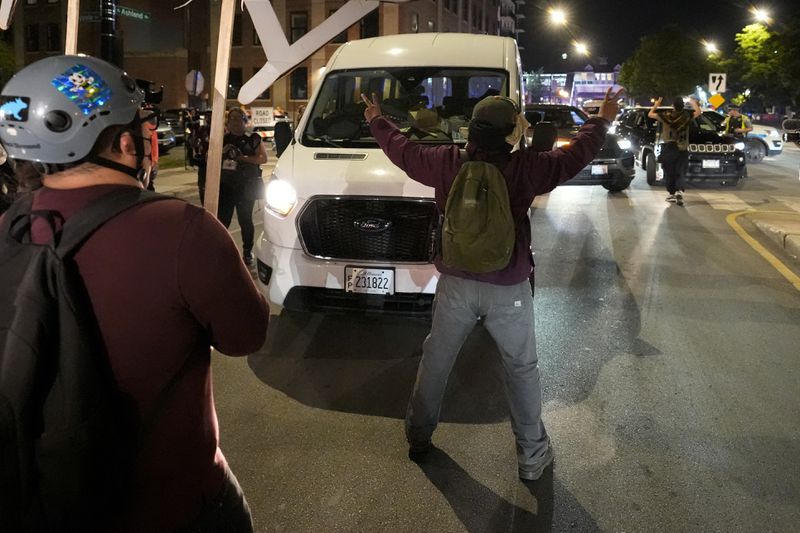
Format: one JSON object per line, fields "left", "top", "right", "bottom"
{"left": 255, "top": 33, "right": 523, "bottom": 312}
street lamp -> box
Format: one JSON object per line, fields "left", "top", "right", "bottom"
{"left": 702, "top": 40, "right": 718, "bottom": 55}
{"left": 549, "top": 8, "right": 567, "bottom": 26}
{"left": 574, "top": 41, "right": 589, "bottom": 56}
{"left": 751, "top": 7, "right": 770, "bottom": 24}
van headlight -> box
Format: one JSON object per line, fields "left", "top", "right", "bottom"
{"left": 617, "top": 139, "right": 632, "bottom": 150}
{"left": 734, "top": 142, "right": 745, "bottom": 150}
{"left": 265, "top": 179, "right": 297, "bottom": 217}
{"left": 769, "top": 129, "right": 780, "bottom": 138}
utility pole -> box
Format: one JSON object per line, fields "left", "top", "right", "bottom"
{"left": 100, "top": 0, "right": 122, "bottom": 66}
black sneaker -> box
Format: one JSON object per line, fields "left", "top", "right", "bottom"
{"left": 518, "top": 441, "right": 554, "bottom": 481}
{"left": 675, "top": 191, "right": 684, "bottom": 206}
{"left": 243, "top": 250, "right": 254, "bottom": 265}
{"left": 408, "top": 440, "right": 433, "bottom": 463}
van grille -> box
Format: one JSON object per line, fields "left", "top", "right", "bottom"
{"left": 689, "top": 143, "right": 737, "bottom": 153}
{"left": 314, "top": 153, "right": 367, "bottom": 160}
{"left": 297, "top": 196, "right": 438, "bottom": 262}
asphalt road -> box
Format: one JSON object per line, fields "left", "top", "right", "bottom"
{"left": 210, "top": 145, "right": 800, "bottom": 532}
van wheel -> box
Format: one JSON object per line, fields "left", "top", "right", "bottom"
{"left": 745, "top": 140, "right": 766, "bottom": 163}
{"left": 645, "top": 153, "right": 658, "bottom": 185}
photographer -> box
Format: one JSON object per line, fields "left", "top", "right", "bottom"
{"left": 219, "top": 107, "right": 268, "bottom": 265}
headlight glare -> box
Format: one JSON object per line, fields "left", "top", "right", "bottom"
{"left": 734, "top": 142, "right": 745, "bottom": 150}
{"left": 617, "top": 139, "right": 632, "bottom": 150}
{"left": 265, "top": 179, "right": 297, "bottom": 217}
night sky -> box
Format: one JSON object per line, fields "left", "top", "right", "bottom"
{"left": 517, "top": 0, "right": 799, "bottom": 72}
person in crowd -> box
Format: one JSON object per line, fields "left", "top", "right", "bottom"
{"left": 722, "top": 105, "right": 753, "bottom": 139}
{"left": 648, "top": 96, "right": 701, "bottom": 206}
{"left": 219, "top": 107, "right": 268, "bottom": 265}
{"left": 0, "top": 55, "right": 268, "bottom": 531}
{"left": 361, "top": 87, "right": 623, "bottom": 481}
{"left": 188, "top": 112, "right": 211, "bottom": 204}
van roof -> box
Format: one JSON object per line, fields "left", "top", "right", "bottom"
{"left": 327, "top": 33, "right": 518, "bottom": 70}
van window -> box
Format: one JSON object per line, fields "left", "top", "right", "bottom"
{"left": 302, "top": 67, "right": 509, "bottom": 148}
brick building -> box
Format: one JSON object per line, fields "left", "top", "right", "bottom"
{"left": 8, "top": 0, "right": 508, "bottom": 115}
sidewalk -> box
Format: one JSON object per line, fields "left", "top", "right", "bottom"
{"left": 742, "top": 211, "right": 800, "bottom": 265}
{"left": 154, "top": 158, "right": 278, "bottom": 203}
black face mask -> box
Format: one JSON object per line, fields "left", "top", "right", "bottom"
{"left": 468, "top": 119, "right": 515, "bottom": 152}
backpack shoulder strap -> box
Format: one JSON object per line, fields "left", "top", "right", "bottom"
{"left": 0, "top": 193, "right": 34, "bottom": 240}
{"left": 55, "top": 188, "right": 172, "bottom": 258}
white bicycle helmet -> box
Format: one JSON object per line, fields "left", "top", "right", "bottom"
{"left": 0, "top": 54, "right": 147, "bottom": 165}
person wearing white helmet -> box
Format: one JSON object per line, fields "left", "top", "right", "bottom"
{"left": 0, "top": 55, "right": 268, "bottom": 531}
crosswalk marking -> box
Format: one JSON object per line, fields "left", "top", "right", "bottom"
{"left": 695, "top": 191, "right": 753, "bottom": 212}
{"left": 770, "top": 196, "right": 800, "bottom": 214}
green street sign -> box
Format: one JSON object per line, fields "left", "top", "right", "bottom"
{"left": 117, "top": 6, "right": 151, "bottom": 22}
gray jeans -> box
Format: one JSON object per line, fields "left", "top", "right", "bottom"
{"left": 406, "top": 274, "right": 549, "bottom": 467}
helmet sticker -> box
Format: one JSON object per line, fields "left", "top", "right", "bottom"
{"left": 0, "top": 96, "right": 31, "bottom": 122}
{"left": 51, "top": 64, "right": 113, "bottom": 116}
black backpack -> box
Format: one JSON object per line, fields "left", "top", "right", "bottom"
{"left": 0, "top": 187, "right": 166, "bottom": 531}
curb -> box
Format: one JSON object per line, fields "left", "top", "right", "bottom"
{"left": 749, "top": 217, "right": 800, "bottom": 265}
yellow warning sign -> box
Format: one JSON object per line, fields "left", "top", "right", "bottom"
{"left": 709, "top": 93, "right": 725, "bottom": 109}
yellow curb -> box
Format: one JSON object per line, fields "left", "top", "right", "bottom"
{"left": 726, "top": 210, "right": 800, "bottom": 292}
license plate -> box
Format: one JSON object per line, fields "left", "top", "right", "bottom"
{"left": 702, "top": 159, "right": 721, "bottom": 169}
{"left": 591, "top": 164, "right": 608, "bottom": 175}
{"left": 345, "top": 266, "right": 395, "bottom": 295}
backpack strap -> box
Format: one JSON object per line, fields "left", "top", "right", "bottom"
{"left": 55, "top": 187, "right": 170, "bottom": 258}
{"left": 1, "top": 193, "right": 34, "bottom": 242}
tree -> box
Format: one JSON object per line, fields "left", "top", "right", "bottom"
{"left": 618, "top": 26, "right": 711, "bottom": 103}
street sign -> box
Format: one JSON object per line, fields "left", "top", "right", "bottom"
{"left": 117, "top": 6, "right": 151, "bottom": 21}
{"left": 185, "top": 70, "right": 205, "bottom": 96}
{"left": 709, "top": 93, "right": 726, "bottom": 109}
{"left": 709, "top": 73, "right": 727, "bottom": 94}
{"left": 250, "top": 107, "right": 275, "bottom": 128}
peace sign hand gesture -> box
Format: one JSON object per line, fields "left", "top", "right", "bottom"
{"left": 599, "top": 87, "right": 625, "bottom": 123}
{"left": 361, "top": 93, "right": 382, "bottom": 123}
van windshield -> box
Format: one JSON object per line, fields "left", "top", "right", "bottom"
{"left": 302, "top": 67, "right": 508, "bottom": 148}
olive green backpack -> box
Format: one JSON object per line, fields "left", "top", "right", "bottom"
{"left": 441, "top": 153, "right": 515, "bottom": 273}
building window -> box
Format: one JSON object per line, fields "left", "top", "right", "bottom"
{"left": 330, "top": 10, "right": 347, "bottom": 43}
{"left": 228, "top": 68, "right": 242, "bottom": 99}
{"left": 25, "top": 0, "right": 38, "bottom": 5}
{"left": 232, "top": 14, "right": 242, "bottom": 46}
{"left": 253, "top": 68, "right": 270, "bottom": 100}
{"left": 47, "top": 0, "right": 59, "bottom": 3}
{"left": 45, "top": 23, "right": 60, "bottom": 51}
{"left": 290, "top": 67, "right": 308, "bottom": 100}
{"left": 410, "top": 13, "right": 419, "bottom": 33}
{"left": 290, "top": 12, "right": 308, "bottom": 44}
{"left": 253, "top": 28, "right": 260, "bottom": 46}
{"left": 25, "top": 24, "right": 39, "bottom": 52}
{"left": 360, "top": 9, "right": 378, "bottom": 39}
{"left": 428, "top": 20, "right": 436, "bottom": 31}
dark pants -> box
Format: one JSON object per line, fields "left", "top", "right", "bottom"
{"left": 197, "top": 162, "right": 207, "bottom": 205}
{"left": 178, "top": 466, "right": 253, "bottom": 533}
{"left": 218, "top": 180, "right": 256, "bottom": 253}
{"left": 660, "top": 143, "right": 689, "bottom": 194}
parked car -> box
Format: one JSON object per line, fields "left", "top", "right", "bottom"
{"left": 524, "top": 103, "right": 635, "bottom": 192}
{"left": 162, "top": 109, "right": 188, "bottom": 145}
{"left": 616, "top": 107, "right": 746, "bottom": 187}
{"left": 156, "top": 122, "right": 177, "bottom": 155}
{"left": 701, "top": 110, "right": 783, "bottom": 162}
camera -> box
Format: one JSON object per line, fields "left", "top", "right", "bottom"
{"left": 222, "top": 144, "right": 242, "bottom": 161}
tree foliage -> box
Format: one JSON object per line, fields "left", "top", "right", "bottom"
{"left": 618, "top": 26, "right": 711, "bottom": 102}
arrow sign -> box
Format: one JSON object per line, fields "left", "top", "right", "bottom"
{"left": 709, "top": 73, "right": 727, "bottom": 94}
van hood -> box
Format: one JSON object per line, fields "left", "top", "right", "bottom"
{"left": 272, "top": 142, "right": 436, "bottom": 199}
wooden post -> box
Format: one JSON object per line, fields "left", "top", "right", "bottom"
{"left": 204, "top": 0, "right": 236, "bottom": 216}
{"left": 65, "top": 0, "right": 80, "bottom": 54}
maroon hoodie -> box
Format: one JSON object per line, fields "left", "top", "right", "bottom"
{"left": 27, "top": 183, "right": 268, "bottom": 531}
{"left": 369, "top": 116, "right": 608, "bottom": 285}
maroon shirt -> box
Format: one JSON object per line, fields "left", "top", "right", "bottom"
{"left": 27, "top": 184, "right": 268, "bottom": 531}
{"left": 369, "top": 116, "right": 608, "bottom": 284}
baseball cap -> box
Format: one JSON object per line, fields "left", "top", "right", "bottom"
{"left": 471, "top": 96, "right": 519, "bottom": 129}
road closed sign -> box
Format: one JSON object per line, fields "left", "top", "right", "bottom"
{"left": 251, "top": 107, "right": 275, "bottom": 127}
{"left": 709, "top": 73, "right": 727, "bottom": 94}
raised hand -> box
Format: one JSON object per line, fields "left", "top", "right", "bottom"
{"left": 361, "top": 93, "right": 382, "bottom": 123}
{"left": 598, "top": 87, "right": 625, "bottom": 123}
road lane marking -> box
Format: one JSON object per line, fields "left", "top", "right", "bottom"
{"left": 697, "top": 191, "right": 752, "bottom": 211}
{"left": 726, "top": 210, "right": 800, "bottom": 291}
{"left": 770, "top": 196, "right": 800, "bottom": 213}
